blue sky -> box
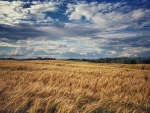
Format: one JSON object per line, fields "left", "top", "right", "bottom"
{"left": 0, "top": 0, "right": 150, "bottom": 59}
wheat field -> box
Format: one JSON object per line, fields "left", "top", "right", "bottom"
{"left": 0, "top": 60, "right": 150, "bottom": 113}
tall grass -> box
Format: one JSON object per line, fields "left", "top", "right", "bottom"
{"left": 0, "top": 60, "right": 150, "bottom": 113}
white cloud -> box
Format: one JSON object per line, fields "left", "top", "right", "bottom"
{"left": 80, "top": 52, "right": 87, "bottom": 55}
{"left": 66, "top": 2, "right": 112, "bottom": 21}
{"left": 28, "top": 1, "right": 60, "bottom": 13}
{"left": 66, "top": 2, "right": 150, "bottom": 30}
{"left": 120, "top": 47, "right": 150, "bottom": 57}
{"left": 70, "top": 48, "right": 76, "bottom": 52}
{"left": 46, "top": 17, "right": 54, "bottom": 21}
{"left": 132, "top": 9, "right": 146, "bottom": 20}
{"left": 95, "top": 31, "right": 139, "bottom": 39}
{"left": 0, "top": 1, "right": 61, "bottom": 25}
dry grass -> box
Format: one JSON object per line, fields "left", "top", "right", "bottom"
{"left": 0, "top": 60, "right": 150, "bottom": 113}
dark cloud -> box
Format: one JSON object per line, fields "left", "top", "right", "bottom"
{"left": 57, "top": 44, "right": 67, "bottom": 48}
{"left": 137, "top": 51, "right": 150, "bottom": 57}
{"left": 120, "top": 35, "right": 149, "bottom": 47}
{"left": 0, "top": 22, "right": 101, "bottom": 43}
{"left": 67, "top": 27, "right": 100, "bottom": 37}
{"left": 91, "top": 32, "right": 150, "bottom": 57}
{"left": 0, "top": 24, "right": 47, "bottom": 41}
{"left": 119, "top": 36, "right": 150, "bottom": 48}
{"left": 95, "top": 33, "right": 150, "bottom": 49}
{"left": 92, "top": 36, "right": 104, "bottom": 40}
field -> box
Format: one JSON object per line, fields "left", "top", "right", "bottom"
{"left": 0, "top": 60, "right": 150, "bottom": 113}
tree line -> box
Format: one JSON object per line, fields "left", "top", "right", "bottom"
{"left": 68, "top": 57, "right": 150, "bottom": 64}
{"left": 0, "top": 57, "right": 56, "bottom": 60}
{"left": 84, "top": 57, "right": 150, "bottom": 64}
{"left": 1, "top": 56, "right": 150, "bottom": 64}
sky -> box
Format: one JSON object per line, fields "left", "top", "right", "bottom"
{"left": 0, "top": 0, "right": 150, "bottom": 59}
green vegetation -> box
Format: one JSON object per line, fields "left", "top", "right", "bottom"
{"left": 69, "top": 57, "right": 150, "bottom": 64}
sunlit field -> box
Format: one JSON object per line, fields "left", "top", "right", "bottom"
{"left": 0, "top": 60, "right": 150, "bottom": 113}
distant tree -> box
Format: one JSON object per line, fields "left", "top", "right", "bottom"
{"left": 36, "top": 57, "right": 42, "bottom": 60}
{"left": 130, "top": 59, "right": 136, "bottom": 64}
{"left": 83, "top": 56, "right": 150, "bottom": 64}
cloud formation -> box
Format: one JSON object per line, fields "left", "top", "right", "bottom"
{"left": 0, "top": 0, "right": 150, "bottom": 59}
{"left": 0, "top": 1, "right": 61, "bottom": 25}
{"left": 66, "top": 1, "right": 150, "bottom": 30}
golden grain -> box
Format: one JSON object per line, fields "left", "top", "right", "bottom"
{"left": 0, "top": 60, "right": 150, "bottom": 113}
